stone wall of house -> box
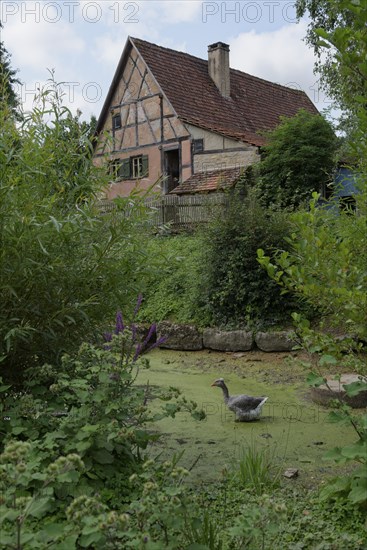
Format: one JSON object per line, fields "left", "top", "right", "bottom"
{"left": 193, "top": 149, "right": 260, "bottom": 173}
{"left": 185, "top": 123, "right": 260, "bottom": 174}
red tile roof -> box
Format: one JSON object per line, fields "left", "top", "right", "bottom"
{"left": 130, "top": 37, "right": 318, "bottom": 147}
{"left": 171, "top": 167, "right": 243, "bottom": 194}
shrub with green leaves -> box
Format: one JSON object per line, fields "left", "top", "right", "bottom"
{"left": 0, "top": 309, "right": 203, "bottom": 497}
{"left": 258, "top": 195, "right": 367, "bottom": 508}
{"left": 0, "top": 309, "right": 206, "bottom": 548}
{"left": 258, "top": 193, "right": 367, "bottom": 337}
{"left": 0, "top": 79, "right": 151, "bottom": 381}
{"left": 0, "top": 440, "right": 195, "bottom": 549}
{"left": 198, "top": 188, "right": 303, "bottom": 328}
{"left": 0, "top": 441, "right": 85, "bottom": 549}
{"left": 257, "top": 109, "right": 338, "bottom": 209}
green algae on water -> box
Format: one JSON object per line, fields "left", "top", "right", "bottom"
{"left": 140, "top": 349, "right": 357, "bottom": 485}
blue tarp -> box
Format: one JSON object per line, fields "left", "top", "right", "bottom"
{"left": 333, "top": 166, "right": 359, "bottom": 197}
{"left": 318, "top": 166, "right": 359, "bottom": 210}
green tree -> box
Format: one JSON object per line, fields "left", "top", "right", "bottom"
{"left": 296, "top": 0, "right": 366, "bottom": 132}
{"left": 257, "top": 109, "right": 337, "bottom": 209}
{"left": 0, "top": 80, "right": 151, "bottom": 381}
{"left": 262, "top": 0, "right": 367, "bottom": 330}
{"left": 0, "top": 22, "right": 21, "bottom": 118}
{"left": 86, "top": 113, "right": 97, "bottom": 138}
{"left": 307, "top": 0, "right": 367, "bottom": 182}
{"left": 258, "top": 0, "right": 367, "bottom": 507}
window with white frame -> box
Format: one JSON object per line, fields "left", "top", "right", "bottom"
{"left": 131, "top": 156, "right": 143, "bottom": 178}
{"left": 109, "top": 155, "right": 149, "bottom": 181}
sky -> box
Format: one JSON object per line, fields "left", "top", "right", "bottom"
{"left": 1, "top": 1, "right": 332, "bottom": 122}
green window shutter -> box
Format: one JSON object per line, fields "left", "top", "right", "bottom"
{"left": 118, "top": 158, "right": 131, "bottom": 180}
{"left": 142, "top": 155, "right": 149, "bottom": 177}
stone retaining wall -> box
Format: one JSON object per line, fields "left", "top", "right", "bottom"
{"left": 156, "top": 322, "right": 297, "bottom": 352}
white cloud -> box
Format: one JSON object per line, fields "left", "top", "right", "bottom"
{"left": 230, "top": 22, "right": 331, "bottom": 110}
{"left": 76, "top": 0, "right": 136, "bottom": 26}
{"left": 3, "top": 18, "right": 85, "bottom": 73}
{"left": 155, "top": 0, "right": 203, "bottom": 24}
{"left": 93, "top": 34, "right": 129, "bottom": 66}
{"left": 74, "top": 1, "right": 202, "bottom": 27}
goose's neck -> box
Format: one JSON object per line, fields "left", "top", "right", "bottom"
{"left": 220, "top": 383, "right": 229, "bottom": 402}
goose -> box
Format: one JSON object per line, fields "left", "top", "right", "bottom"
{"left": 211, "top": 378, "right": 268, "bottom": 422}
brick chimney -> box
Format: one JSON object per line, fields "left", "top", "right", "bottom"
{"left": 208, "top": 42, "right": 230, "bottom": 98}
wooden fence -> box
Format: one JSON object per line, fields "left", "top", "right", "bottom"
{"left": 98, "top": 193, "right": 229, "bottom": 231}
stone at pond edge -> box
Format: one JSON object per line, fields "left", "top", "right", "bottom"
{"left": 283, "top": 468, "right": 299, "bottom": 479}
{"left": 255, "top": 331, "right": 296, "bottom": 352}
{"left": 310, "top": 374, "right": 367, "bottom": 409}
{"left": 203, "top": 328, "right": 253, "bottom": 352}
{"left": 157, "top": 322, "right": 203, "bottom": 350}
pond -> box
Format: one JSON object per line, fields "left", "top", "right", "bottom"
{"left": 140, "top": 348, "right": 357, "bottom": 486}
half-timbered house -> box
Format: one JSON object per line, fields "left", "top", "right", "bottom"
{"left": 94, "top": 37, "right": 318, "bottom": 198}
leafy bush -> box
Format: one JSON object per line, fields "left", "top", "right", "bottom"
{"left": 0, "top": 39, "right": 21, "bottom": 120}
{"left": 0, "top": 309, "right": 203, "bottom": 494}
{"left": 257, "top": 109, "right": 338, "bottom": 209}
{"left": 259, "top": 196, "right": 367, "bottom": 509}
{"left": 258, "top": 194, "right": 367, "bottom": 336}
{"left": 0, "top": 310, "right": 206, "bottom": 548}
{"left": 137, "top": 234, "right": 209, "bottom": 326}
{"left": 0, "top": 441, "right": 85, "bottom": 549}
{"left": 0, "top": 80, "right": 151, "bottom": 380}
{"left": 198, "top": 187, "right": 302, "bottom": 328}
{"left": 0, "top": 439, "right": 194, "bottom": 549}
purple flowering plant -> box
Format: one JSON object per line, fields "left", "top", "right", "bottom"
{"left": 115, "top": 311, "right": 125, "bottom": 335}
{"left": 101, "top": 295, "right": 205, "bottom": 421}
{"left": 103, "top": 294, "right": 167, "bottom": 375}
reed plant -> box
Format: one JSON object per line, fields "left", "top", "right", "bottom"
{"left": 236, "top": 440, "right": 281, "bottom": 495}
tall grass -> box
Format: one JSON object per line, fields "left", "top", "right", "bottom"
{"left": 185, "top": 510, "right": 223, "bottom": 550}
{"left": 236, "top": 440, "right": 281, "bottom": 495}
